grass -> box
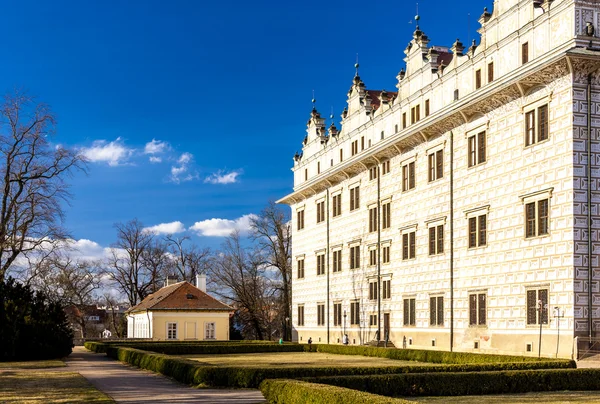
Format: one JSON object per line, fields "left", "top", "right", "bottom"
{"left": 0, "top": 370, "right": 114, "bottom": 403}
{"left": 406, "top": 391, "right": 600, "bottom": 403}
{"left": 0, "top": 359, "right": 66, "bottom": 369}
{"left": 182, "top": 351, "right": 433, "bottom": 368}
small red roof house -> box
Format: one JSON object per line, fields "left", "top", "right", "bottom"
{"left": 126, "top": 276, "right": 233, "bottom": 341}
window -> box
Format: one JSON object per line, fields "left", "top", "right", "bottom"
{"left": 333, "top": 303, "right": 342, "bottom": 326}
{"left": 402, "top": 161, "right": 415, "bottom": 191}
{"left": 369, "top": 166, "right": 378, "bottom": 181}
{"left": 205, "top": 322, "right": 216, "bottom": 339}
{"left": 382, "top": 279, "right": 391, "bottom": 299}
{"left": 527, "top": 289, "right": 549, "bottom": 325}
{"left": 340, "top": 149, "right": 343, "bottom": 162}
{"left": 425, "top": 99, "right": 430, "bottom": 117}
{"left": 333, "top": 250, "right": 342, "bottom": 273}
{"left": 522, "top": 42, "right": 529, "bottom": 64}
{"left": 349, "top": 245, "right": 360, "bottom": 269}
{"left": 381, "top": 131, "right": 385, "bottom": 140}
{"left": 402, "top": 231, "right": 416, "bottom": 260}
{"left": 429, "top": 225, "right": 444, "bottom": 255}
{"left": 395, "top": 124, "right": 398, "bottom": 133}
{"left": 297, "top": 259, "right": 305, "bottom": 279}
{"left": 411, "top": 105, "right": 420, "bottom": 124}
{"left": 350, "top": 187, "right": 360, "bottom": 211}
{"left": 332, "top": 194, "right": 342, "bottom": 217}
{"left": 350, "top": 301, "right": 360, "bottom": 325}
{"left": 304, "top": 169, "right": 308, "bottom": 181}
{"left": 369, "top": 207, "right": 378, "bottom": 232}
{"left": 382, "top": 245, "right": 390, "bottom": 263}
{"left": 525, "top": 199, "right": 549, "bottom": 238}
{"left": 369, "top": 249, "right": 377, "bottom": 266}
{"left": 317, "top": 303, "right": 325, "bottom": 326}
{"left": 316, "top": 254, "right": 325, "bottom": 275}
{"left": 525, "top": 104, "right": 549, "bottom": 146}
{"left": 468, "top": 214, "right": 487, "bottom": 248}
{"left": 382, "top": 160, "right": 391, "bottom": 175}
{"left": 369, "top": 281, "right": 378, "bottom": 300}
{"left": 167, "top": 322, "right": 177, "bottom": 340}
{"left": 369, "top": 314, "right": 378, "bottom": 326}
{"left": 403, "top": 298, "right": 416, "bottom": 326}
{"left": 475, "top": 69, "right": 482, "bottom": 89}
{"left": 297, "top": 210, "right": 305, "bottom": 230}
{"left": 454, "top": 89, "right": 459, "bottom": 101}
{"left": 361, "top": 136, "right": 365, "bottom": 150}
{"left": 316, "top": 201, "right": 325, "bottom": 223}
{"left": 469, "top": 293, "right": 487, "bottom": 326}
{"left": 428, "top": 150, "right": 443, "bottom": 182}
{"left": 429, "top": 296, "right": 444, "bottom": 326}
{"left": 317, "top": 161, "right": 320, "bottom": 174}
{"left": 382, "top": 202, "right": 391, "bottom": 229}
{"left": 468, "top": 131, "right": 486, "bottom": 167}
{"left": 298, "top": 305, "right": 305, "bottom": 326}
{"left": 487, "top": 62, "right": 494, "bottom": 82}
{"left": 351, "top": 140, "right": 359, "bottom": 156}
{"left": 402, "top": 112, "right": 407, "bottom": 129}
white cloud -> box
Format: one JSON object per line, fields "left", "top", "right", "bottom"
{"left": 81, "top": 137, "right": 134, "bottom": 166}
{"left": 149, "top": 156, "right": 162, "bottom": 163}
{"left": 189, "top": 214, "right": 257, "bottom": 237}
{"left": 204, "top": 170, "right": 242, "bottom": 185}
{"left": 143, "top": 221, "right": 186, "bottom": 235}
{"left": 169, "top": 152, "right": 198, "bottom": 183}
{"left": 144, "top": 139, "right": 169, "bottom": 155}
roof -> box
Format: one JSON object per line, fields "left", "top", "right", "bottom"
{"left": 366, "top": 89, "right": 397, "bottom": 111}
{"left": 127, "top": 281, "right": 233, "bottom": 314}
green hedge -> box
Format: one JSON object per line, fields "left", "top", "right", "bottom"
{"left": 84, "top": 341, "right": 292, "bottom": 355}
{"left": 260, "top": 379, "right": 410, "bottom": 404}
{"left": 303, "top": 368, "right": 600, "bottom": 397}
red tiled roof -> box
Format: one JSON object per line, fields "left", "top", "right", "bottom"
{"left": 367, "top": 90, "right": 397, "bottom": 111}
{"left": 127, "top": 281, "right": 233, "bottom": 313}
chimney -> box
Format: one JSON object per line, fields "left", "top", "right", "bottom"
{"left": 196, "top": 273, "right": 207, "bottom": 292}
{"left": 166, "top": 275, "right": 178, "bottom": 287}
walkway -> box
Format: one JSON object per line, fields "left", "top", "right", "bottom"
{"left": 66, "top": 347, "right": 266, "bottom": 404}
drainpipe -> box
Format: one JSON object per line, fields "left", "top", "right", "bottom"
{"left": 327, "top": 187, "right": 331, "bottom": 344}
{"left": 450, "top": 130, "right": 455, "bottom": 351}
{"left": 588, "top": 73, "right": 593, "bottom": 340}
{"left": 377, "top": 165, "right": 382, "bottom": 343}
{"left": 146, "top": 309, "right": 152, "bottom": 339}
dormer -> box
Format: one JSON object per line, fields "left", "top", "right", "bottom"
{"left": 302, "top": 107, "right": 326, "bottom": 158}
{"left": 404, "top": 25, "right": 430, "bottom": 77}
{"left": 347, "top": 75, "right": 368, "bottom": 116}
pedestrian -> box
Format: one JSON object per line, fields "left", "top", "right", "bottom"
{"left": 343, "top": 333, "right": 349, "bottom": 345}
{"left": 308, "top": 337, "right": 312, "bottom": 352}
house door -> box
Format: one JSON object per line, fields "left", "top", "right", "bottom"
{"left": 383, "top": 313, "right": 390, "bottom": 340}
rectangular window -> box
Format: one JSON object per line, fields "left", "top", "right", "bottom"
{"left": 469, "top": 293, "right": 487, "bottom": 326}
{"left": 429, "top": 225, "right": 444, "bottom": 255}
{"left": 361, "top": 136, "right": 365, "bottom": 151}
{"left": 369, "top": 166, "right": 378, "bottom": 181}
{"left": 522, "top": 42, "right": 529, "bottom": 64}
{"left": 468, "top": 214, "right": 487, "bottom": 248}
{"left": 475, "top": 69, "right": 482, "bottom": 89}
{"left": 317, "top": 303, "right": 325, "bottom": 326}
{"left": 369, "top": 207, "right": 378, "bottom": 233}
{"left": 350, "top": 301, "right": 360, "bottom": 325}
{"left": 298, "top": 305, "right": 305, "bottom": 326}
{"left": 205, "top": 322, "right": 215, "bottom": 340}
{"left": 411, "top": 105, "right": 421, "bottom": 124}
{"left": 454, "top": 89, "right": 459, "bottom": 101}
{"left": 429, "top": 296, "right": 444, "bottom": 326}
{"left": 352, "top": 140, "right": 358, "bottom": 156}
{"left": 487, "top": 62, "right": 494, "bottom": 82}
{"left": 317, "top": 161, "right": 320, "bottom": 174}
{"left": 349, "top": 245, "right": 360, "bottom": 269}
{"left": 403, "top": 298, "right": 416, "bottom": 326}
{"left": 525, "top": 199, "right": 549, "bottom": 238}
{"left": 304, "top": 169, "right": 308, "bottom": 181}
{"left": 369, "top": 249, "right": 377, "bottom": 266}
{"left": 402, "top": 112, "right": 407, "bottom": 129}
{"left": 526, "top": 289, "right": 549, "bottom": 325}
{"left": 416, "top": 105, "right": 420, "bottom": 122}
{"left": 297, "top": 210, "right": 305, "bottom": 230}
{"left": 369, "top": 281, "right": 378, "bottom": 300}
{"left": 425, "top": 99, "right": 430, "bottom": 117}
{"left": 382, "top": 160, "right": 391, "bottom": 175}
{"left": 333, "top": 303, "right": 342, "bottom": 326}
{"left": 402, "top": 231, "right": 416, "bottom": 260}
{"left": 428, "top": 150, "right": 443, "bottom": 182}
{"left": 382, "top": 279, "right": 391, "bottom": 299}
{"left": 369, "top": 314, "right": 378, "bottom": 326}
{"left": 316, "top": 201, "right": 325, "bottom": 223}
{"left": 333, "top": 250, "right": 342, "bottom": 273}
{"left": 402, "top": 161, "right": 415, "bottom": 191}
{"left": 382, "top": 245, "right": 390, "bottom": 263}
{"left": 340, "top": 149, "right": 343, "bottom": 162}
{"left": 382, "top": 202, "right": 391, "bottom": 229}
{"left": 525, "top": 104, "right": 549, "bottom": 146}
{"left": 316, "top": 254, "right": 325, "bottom": 275}
{"left": 332, "top": 194, "right": 342, "bottom": 217}
{"left": 297, "top": 259, "right": 305, "bottom": 279}
{"left": 167, "top": 322, "right": 178, "bottom": 340}
{"left": 350, "top": 187, "right": 360, "bottom": 211}
{"left": 381, "top": 131, "right": 385, "bottom": 140}
{"left": 468, "top": 131, "right": 486, "bottom": 167}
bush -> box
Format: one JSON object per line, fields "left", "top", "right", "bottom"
{"left": 86, "top": 341, "right": 302, "bottom": 355}
{"left": 0, "top": 278, "right": 73, "bottom": 361}
{"left": 260, "top": 379, "right": 410, "bottom": 404}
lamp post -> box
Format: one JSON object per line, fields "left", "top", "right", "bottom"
{"left": 554, "top": 307, "right": 563, "bottom": 358}
{"left": 343, "top": 310, "right": 347, "bottom": 336}
{"left": 538, "top": 299, "right": 547, "bottom": 358}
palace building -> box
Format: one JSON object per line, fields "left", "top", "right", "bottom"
{"left": 278, "top": 0, "right": 600, "bottom": 357}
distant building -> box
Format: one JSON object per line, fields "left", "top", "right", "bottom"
{"left": 279, "top": 0, "right": 600, "bottom": 357}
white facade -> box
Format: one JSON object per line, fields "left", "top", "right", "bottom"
{"left": 279, "top": 0, "right": 600, "bottom": 357}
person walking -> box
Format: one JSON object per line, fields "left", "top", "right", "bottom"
{"left": 307, "top": 337, "right": 312, "bottom": 352}
{"left": 343, "top": 334, "right": 349, "bottom": 345}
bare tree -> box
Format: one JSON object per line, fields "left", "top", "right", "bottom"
{"left": 140, "top": 239, "right": 172, "bottom": 294}
{"left": 165, "top": 235, "right": 210, "bottom": 283}
{"left": 102, "top": 293, "right": 126, "bottom": 338}
{"left": 0, "top": 92, "right": 86, "bottom": 281}
{"left": 250, "top": 202, "right": 292, "bottom": 340}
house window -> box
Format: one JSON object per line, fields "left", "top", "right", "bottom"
{"left": 429, "top": 296, "right": 444, "bottom": 326}
{"left": 403, "top": 298, "right": 416, "bottom": 326}
{"left": 369, "top": 249, "right": 377, "bottom": 266}
{"left": 317, "top": 161, "right": 320, "bottom": 174}
{"left": 332, "top": 194, "right": 342, "bottom": 217}
{"left": 317, "top": 303, "right": 325, "bottom": 326}
{"left": 369, "top": 166, "right": 378, "bottom": 181}
{"left": 487, "top": 62, "right": 494, "bottom": 82}
{"left": 298, "top": 305, "right": 305, "bottom": 326}
{"left": 469, "top": 293, "right": 487, "bottom": 326}
{"left": 402, "top": 112, "right": 407, "bottom": 129}
{"left": 522, "top": 42, "right": 529, "bottom": 64}
{"left": 350, "top": 301, "right": 360, "bottom": 325}
{"left": 349, "top": 246, "right": 360, "bottom": 269}
{"left": 167, "top": 322, "right": 178, "bottom": 340}
{"left": 402, "top": 231, "right": 416, "bottom": 260}
{"left": 369, "top": 207, "right": 378, "bottom": 232}
{"left": 468, "top": 131, "right": 486, "bottom": 167}
{"left": 316, "top": 253, "right": 325, "bottom": 275}
{"left": 204, "top": 322, "right": 216, "bottom": 340}
{"left": 382, "top": 279, "right": 391, "bottom": 299}
{"left": 428, "top": 149, "right": 443, "bottom": 182}
{"left": 525, "top": 104, "right": 549, "bottom": 146}
{"left": 361, "top": 136, "right": 365, "bottom": 151}
{"left": 316, "top": 201, "right": 325, "bottom": 224}
{"left": 333, "top": 250, "right": 342, "bottom": 273}
{"left": 382, "top": 202, "right": 391, "bottom": 229}
{"left": 429, "top": 225, "right": 444, "bottom": 255}
{"left": 297, "top": 259, "right": 305, "bottom": 279}
{"left": 381, "top": 131, "right": 385, "bottom": 140}
{"left": 352, "top": 140, "right": 359, "bottom": 156}
{"left": 340, "top": 149, "right": 343, "bottom": 162}
{"left": 297, "top": 210, "right": 305, "bottom": 230}
{"left": 382, "top": 245, "right": 390, "bottom": 263}
{"left": 304, "top": 169, "right": 308, "bottom": 181}
{"left": 525, "top": 199, "right": 549, "bottom": 238}
{"left": 454, "top": 89, "right": 459, "bottom": 101}
{"left": 333, "top": 302, "right": 342, "bottom": 326}
{"left": 395, "top": 124, "right": 398, "bottom": 133}
{"left": 425, "top": 99, "right": 430, "bottom": 117}
{"left": 402, "top": 161, "right": 415, "bottom": 191}
{"left": 475, "top": 69, "right": 482, "bottom": 89}
{"left": 369, "top": 314, "right": 378, "bottom": 326}
{"left": 468, "top": 214, "right": 487, "bottom": 248}
{"left": 526, "top": 289, "right": 549, "bottom": 325}
{"left": 382, "top": 160, "right": 391, "bottom": 175}
{"left": 350, "top": 186, "right": 360, "bottom": 211}
{"left": 369, "top": 281, "right": 378, "bottom": 300}
{"left": 411, "top": 105, "right": 420, "bottom": 124}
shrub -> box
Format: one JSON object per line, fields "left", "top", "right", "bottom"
{"left": 260, "top": 379, "right": 410, "bottom": 404}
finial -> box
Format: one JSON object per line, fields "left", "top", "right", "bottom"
{"left": 311, "top": 90, "right": 316, "bottom": 110}
{"left": 330, "top": 106, "right": 334, "bottom": 121}
{"left": 415, "top": 3, "right": 420, "bottom": 29}
{"left": 354, "top": 53, "right": 360, "bottom": 77}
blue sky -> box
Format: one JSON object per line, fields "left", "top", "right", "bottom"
{"left": 0, "top": 0, "right": 491, "bottom": 252}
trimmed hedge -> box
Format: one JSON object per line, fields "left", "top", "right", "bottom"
{"left": 260, "top": 379, "right": 410, "bottom": 404}
{"left": 303, "top": 368, "right": 600, "bottom": 397}
{"left": 84, "top": 341, "right": 291, "bottom": 355}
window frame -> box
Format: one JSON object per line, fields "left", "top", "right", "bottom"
{"left": 297, "top": 209, "right": 305, "bottom": 230}
{"left": 369, "top": 280, "right": 378, "bottom": 300}
{"left": 369, "top": 206, "right": 378, "bottom": 233}
{"left": 349, "top": 245, "right": 360, "bottom": 269}
{"left": 468, "top": 214, "right": 487, "bottom": 248}
{"left": 297, "top": 305, "right": 305, "bottom": 326}
{"left": 350, "top": 186, "right": 360, "bottom": 211}
{"left": 332, "top": 249, "right": 342, "bottom": 273}
{"left": 429, "top": 296, "right": 444, "bottom": 326}
{"left": 167, "top": 322, "right": 178, "bottom": 340}
{"left": 526, "top": 288, "right": 549, "bottom": 325}
{"left": 382, "top": 279, "right": 391, "bottom": 299}
{"left": 402, "top": 161, "right": 416, "bottom": 191}
{"left": 403, "top": 298, "right": 416, "bottom": 326}
{"left": 402, "top": 231, "right": 416, "bottom": 260}
{"left": 350, "top": 301, "right": 360, "bottom": 325}
{"left": 427, "top": 149, "right": 443, "bottom": 182}
{"left": 316, "top": 253, "right": 325, "bottom": 276}
{"left": 297, "top": 258, "right": 305, "bottom": 279}
{"left": 525, "top": 104, "right": 549, "bottom": 147}
{"left": 382, "top": 245, "right": 390, "bottom": 264}
{"left": 332, "top": 193, "right": 342, "bottom": 217}
{"left": 333, "top": 302, "right": 342, "bottom": 326}
{"left": 204, "top": 322, "right": 216, "bottom": 340}
{"left": 469, "top": 293, "right": 487, "bottom": 326}
{"left": 382, "top": 201, "right": 391, "bottom": 229}
{"left": 317, "top": 303, "right": 325, "bottom": 326}
{"left": 428, "top": 224, "right": 444, "bottom": 255}
{"left": 316, "top": 200, "right": 325, "bottom": 224}
{"left": 467, "top": 131, "right": 486, "bottom": 167}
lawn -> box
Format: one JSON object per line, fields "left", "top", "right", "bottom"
{"left": 0, "top": 371, "right": 114, "bottom": 403}
{"left": 182, "top": 351, "right": 431, "bottom": 367}
{"left": 0, "top": 359, "right": 65, "bottom": 369}
{"left": 407, "top": 391, "right": 600, "bottom": 403}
